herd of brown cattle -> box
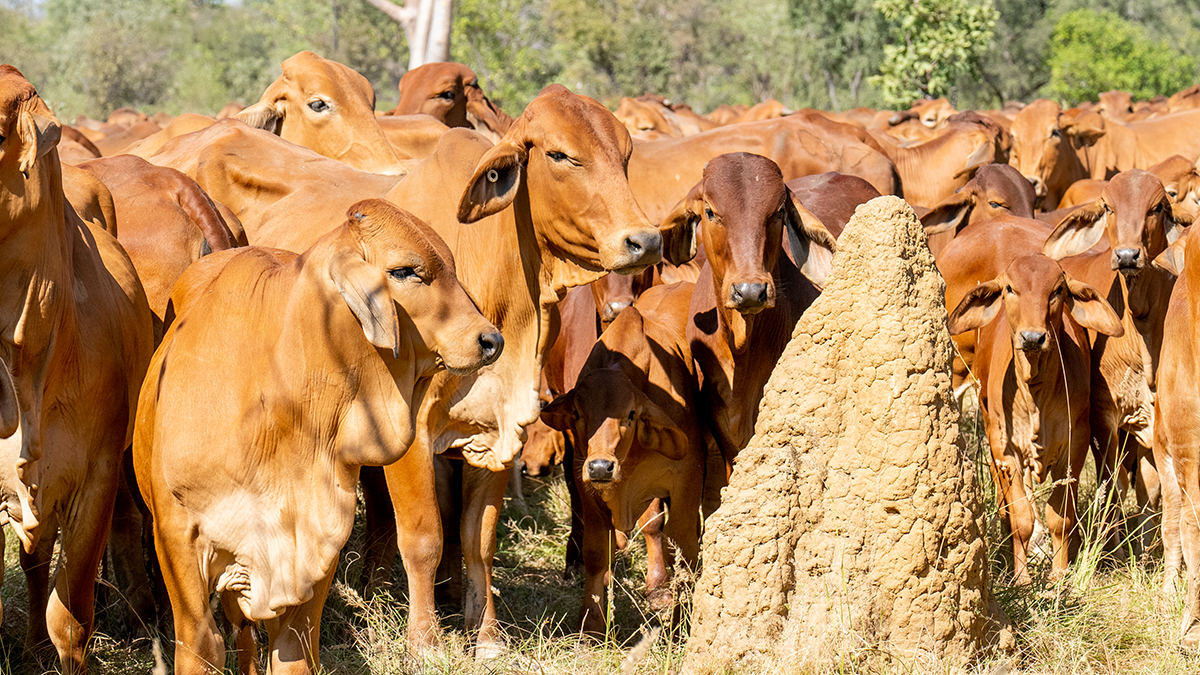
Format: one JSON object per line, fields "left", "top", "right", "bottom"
{"left": 5, "top": 48, "right": 1200, "bottom": 672}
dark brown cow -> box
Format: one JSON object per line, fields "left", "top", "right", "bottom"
{"left": 384, "top": 61, "right": 514, "bottom": 142}
{"left": 542, "top": 281, "right": 701, "bottom": 635}
{"left": 919, "top": 163, "right": 1037, "bottom": 257}
{"left": 948, "top": 254, "right": 1121, "bottom": 583}
{"left": 785, "top": 171, "right": 882, "bottom": 239}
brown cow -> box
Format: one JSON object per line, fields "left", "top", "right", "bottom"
{"left": 1097, "top": 90, "right": 1134, "bottom": 122}
{"left": 705, "top": 103, "right": 748, "bottom": 126}
{"left": 629, "top": 114, "right": 898, "bottom": 223}
{"left": 1009, "top": 99, "right": 1105, "bottom": 210}
{"left": 785, "top": 171, "right": 882, "bottom": 239}
{"left": 1042, "top": 169, "right": 1191, "bottom": 555}
{"left": 948, "top": 254, "right": 1122, "bottom": 583}
{"left": 376, "top": 113, "right": 452, "bottom": 160}
{"left": 676, "top": 153, "right": 836, "bottom": 477}
{"left": 135, "top": 199, "right": 501, "bottom": 675}
{"left": 919, "top": 162, "right": 1038, "bottom": 256}
{"left": 883, "top": 111, "right": 1010, "bottom": 208}
{"left": 542, "top": 281, "right": 701, "bottom": 635}
{"left": 0, "top": 66, "right": 154, "bottom": 672}
{"left": 614, "top": 95, "right": 683, "bottom": 139}
{"left": 384, "top": 61, "right": 514, "bottom": 142}
{"left": 236, "top": 51, "right": 405, "bottom": 173}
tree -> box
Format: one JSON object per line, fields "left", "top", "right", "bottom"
{"left": 1048, "top": 8, "right": 1197, "bottom": 103}
{"left": 870, "top": 0, "right": 998, "bottom": 108}
{"left": 363, "top": 0, "right": 452, "bottom": 69}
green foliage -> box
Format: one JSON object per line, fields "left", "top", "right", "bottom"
{"left": 871, "top": 0, "right": 999, "bottom": 108}
{"left": 1048, "top": 8, "right": 1197, "bottom": 103}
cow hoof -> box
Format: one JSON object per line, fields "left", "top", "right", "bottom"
{"left": 647, "top": 586, "right": 674, "bottom": 613}
{"left": 474, "top": 640, "right": 507, "bottom": 660}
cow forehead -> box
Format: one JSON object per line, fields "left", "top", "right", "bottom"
{"left": 1012, "top": 99, "right": 1061, "bottom": 135}
{"left": 1006, "top": 255, "right": 1065, "bottom": 294}
{"left": 703, "top": 153, "right": 786, "bottom": 213}
{"left": 352, "top": 202, "right": 455, "bottom": 273}
{"left": 0, "top": 66, "right": 38, "bottom": 121}
{"left": 280, "top": 52, "right": 373, "bottom": 101}
{"left": 575, "top": 369, "right": 638, "bottom": 416}
{"left": 1105, "top": 170, "right": 1167, "bottom": 212}
{"left": 524, "top": 93, "right": 631, "bottom": 158}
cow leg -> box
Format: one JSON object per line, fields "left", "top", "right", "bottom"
{"left": 506, "top": 452, "right": 529, "bottom": 518}
{"left": 47, "top": 462, "right": 120, "bottom": 674}
{"left": 461, "top": 462, "right": 509, "bottom": 655}
{"left": 383, "top": 443, "right": 442, "bottom": 653}
{"left": 1045, "top": 455, "right": 1083, "bottom": 580}
{"left": 662, "top": 491, "right": 701, "bottom": 633}
{"left": 20, "top": 516, "right": 58, "bottom": 660}
{"left": 107, "top": 451, "right": 158, "bottom": 637}
{"left": 1155, "top": 420, "right": 1184, "bottom": 598}
{"left": 434, "top": 456, "right": 463, "bottom": 608}
{"left": 1090, "top": 406, "right": 1127, "bottom": 557}
{"left": 359, "top": 465, "right": 397, "bottom": 598}
{"left": 1002, "top": 455, "right": 1037, "bottom": 585}
{"left": 1176, "top": 450, "right": 1200, "bottom": 648}
{"left": 564, "top": 431, "right": 585, "bottom": 578}
{"left": 578, "top": 496, "right": 614, "bottom": 637}
{"left": 264, "top": 572, "right": 332, "bottom": 675}
{"left": 1133, "top": 440, "right": 1161, "bottom": 558}
{"left": 640, "top": 500, "right": 670, "bottom": 612}
{"left": 219, "top": 592, "right": 262, "bottom": 675}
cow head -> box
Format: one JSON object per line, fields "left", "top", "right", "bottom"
{"left": 1096, "top": 90, "right": 1134, "bottom": 122}
{"left": 663, "top": 153, "right": 835, "bottom": 315}
{"left": 888, "top": 98, "right": 956, "bottom": 129}
{"left": 1009, "top": 99, "right": 1105, "bottom": 207}
{"left": 390, "top": 62, "right": 513, "bottom": 142}
{"left": 1149, "top": 155, "right": 1200, "bottom": 222}
{"left": 329, "top": 199, "right": 503, "bottom": 380}
{"left": 237, "top": 51, "right": 403, "bottom": 174}
{"left": 948, "top": 254, "right": 1123, "bottom": 353}
{"left": 922, "top": 163, "right": 1037, "bottom": 236}
{"left": 542, "top": 366, "right": 688, "bottom": 491}
{"left": 519, "top": 418, "right": 565, "bottom": 477}
{"left": 456, "top": 84, "right": 668, "bottom": 274}
{"left": 1043, "top": 169, "right": 1192, "bottom": 274}
{"left": 0, "top": 65, "right": 61, "bottom": 188}
{"left": 614, "top": 97, "right": 682, "bottom": 139}
{"left": 590, "top": 268, "right": 654, "bottom": 330}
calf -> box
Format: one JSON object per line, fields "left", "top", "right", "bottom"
{"left": 948, "top": 254, "right": 1122, "bottom": 583}
{"left": 384, "top": 61, "right": 514, "bottom": 141}
{"left": 919, "top": 163, "right": 1038, "bottom": 257}
{"left": 542, "top": 282, "right": 701, "bottom": 635}
{"left": 676, "top": 153, "right": 836, "bottom": 477}
{"left": 134, "top": 200, "right": 501, "bottom": 675}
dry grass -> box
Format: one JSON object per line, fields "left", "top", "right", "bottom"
{"left": 3, "top": 418, "right": 1200, "bottom": 674}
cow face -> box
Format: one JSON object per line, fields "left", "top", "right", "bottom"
{"left": 1009, "top": 99, "right": 1105, "bottom": 207}
{"left": 948, "top": 254, "right": 1123, "bottom": 348}
{"left": 331, "top": 199, "right": 502, "bottom": 377}
{"left": 237, "top": 51, "right": 403, "bottom": 174}
{"left": 1043, "top": 170, "right": 1191, "bottom": 274}
{"left": 664, "top": 153, "right": 835, "bottom": 314}
{"left": 1096, "top": 90, "right": 1134, "bottom": 122}
{"left": 393, "top": 62, "right": 472, "bottom": 129}
{"left": 614, "top": 97, "right": 680, "bottom": 139}
{"left": 922, "top": 163, "right": 1037, "bottom": 236}
{"left": 0, "top": 66, "right": 61, "bottom": 191}
{"left": 457, "top": 84, "right": 667, "bottom": 274}
{"left": 541, "top": 368, "right": 687, "bottom": 489}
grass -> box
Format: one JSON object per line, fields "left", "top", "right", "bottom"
{"left": 3, "top": 411, "right": 1200, "bottom": 674}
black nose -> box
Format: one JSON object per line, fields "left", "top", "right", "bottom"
{"left": 586, "top": 458, "right": 616, "bottom": 483}
{"left": 623, "top": 230, "right": 662, "bottom": 261}
{"left": 1113, "top": 247, "right": 1141, "bottom": 270}
{"left": 478, "top": 331, "right": 504, "bottom": 364}
{"left": 730, "top": 282, "right": 769, "bottom": 309}
{"left": 1019, "top": 330, "right": 1047, "bottom": 351}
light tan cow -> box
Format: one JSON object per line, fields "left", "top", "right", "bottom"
{"left": 0, "top": 65, "right": 154, "bottom": 673}
{"left": 134, "top": 199, "right": 502, "bottom": 675}
{"left": 237, "top": 51, "right": 404, "bottom": 173}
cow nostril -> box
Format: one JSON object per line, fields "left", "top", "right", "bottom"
{"left": 1114, "top": 248, "right": 1140, "bottom": 268}
{"left": 478, "top": 332, "right": 504, "bottom": 361}
{"left": 586, "top": 458, "right": 616, "bottom": 482}
{"left": 1020, "top": 330, "right": 1047, "bottom": 350}
{"left": 624, "top": 236, "right": 643, "bottom": 256}
{"left": 731, "top": 282, "right": 769, "bottom": 308}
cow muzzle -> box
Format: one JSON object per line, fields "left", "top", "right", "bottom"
{"left": 1018, "top": 330, "right": 1048, "bottom": 352}
{"left": 1112, "top": 247, "right": 1142, "bottom": 273}
{"left": 604, "top": 228, "right": 663, "bottom": 273}
{"left": 727, "top": 281, "right": 774, "bottom": 314}
{"left": 585, "top": 457, "right": 618, "bottom": 484}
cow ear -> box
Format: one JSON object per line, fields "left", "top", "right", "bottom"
{"left": 457, "top": 135, "right": 526, "bottom": 223}
{"left": 0, "top": 358, "right": 18, "bottom": 440}
{"left": 659, "top": 182, "right": 702, "bottom": 266}
{"left": 953, "top": 142, "right": 995, "bottom": 179}
{"left": 1066, "top": 276, "right": 1124, "bottom": 337}
{"left": 947, "top": 280, "right": 1003, "bottom": 335}
{"left": 1062, "top": 113, "right": 1106, "bottom": 147}
{"left": 1043, "top": 200, "right": 1107, "bottom": 259}
{"left": 921, "top": 189, "right": 975, "bottom": 235}
{"left": 236, "top": 100, "right": 283, "bottom": 135}
{"left": 540, "top": 392, "right": 576, "bottom": 432}
{"left": 329, "top": 251, "right": 400, "bottom": 358}
{"left": 1168, "top": 203, "right": 1192, "bottom": 241}
{"left": 17, "top": 108, "right": 61, "bottom": 178}
{"left": 1154, "top": 233, "right": 1188, "bottom": 275}
{"left": 634, "top": 391, "right": 689, "bottom": 461}
{"left": 785, "top": 190, "right": 837, "bottom": 288}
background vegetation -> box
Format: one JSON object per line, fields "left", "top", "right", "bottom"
{"left": 1, "top": 0, "right": 1199, "bottom": 121}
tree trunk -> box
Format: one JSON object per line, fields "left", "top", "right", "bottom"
{"left": 425, "top": 0, "right": 453, "bottom": 64}
{"left": 364, "top": 0, "right": 453, "bottom": 70}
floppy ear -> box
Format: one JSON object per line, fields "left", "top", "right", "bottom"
{"left": 953, "top": 142, "right": 995, "bottom": 179}
{"left": 329, "top": 251, "right": 400, "bottom": 358}
{"left": 888, "top": 110, "right": 917, "bottom": 126}
{"left": 947, "top": 280, "right": 1003, "bottom": 335}
{"left": 634, "top": 391, "right": 689, "bottom": 460}
{"left": 236, "top": 100, "right": 283, "bottom": 135}
{"left": 1167, "top": 204, "right": 1191, "bottom": 242}
{"left": 457, "top": 132, "right": 526, "bottom": 223}
{"left": 1062, "top": 113, "right": 1106, "bottom": 147}
{"left": 1154, "top": 234, "right": 1188, "bottom": 275}
{"left": 921, "top": 189, "right": 975, "bottom": 235}
{"left": 1043, "top": 200, "right": 1107, "bottom": 259}
{"left": 17, "top": 107, "right": 61, "bottom": 178}
{"left": 1066, "top": 276, "right": 1124, "bottom": 337}
{"left": 0, "top": 358, "right": 18, "bottom": 440}
{"left": 659, "top": 182, "right": 702, "bottom": 266}
{"left": 785, "top": 191, "right": 837, "bottom": 288}
{"left": 540, "top": 391, "right": 576, "bottom": 432}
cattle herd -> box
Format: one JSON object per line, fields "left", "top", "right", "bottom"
{"left": 4, "top": 49, "right": 1200, "bottom": 673}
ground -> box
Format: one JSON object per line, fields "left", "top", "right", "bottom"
{"left": 3, "top": 412, "right": 1200, "bottom": 674}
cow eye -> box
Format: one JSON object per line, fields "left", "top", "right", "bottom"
{"left": 1050, "top": 128, "right": 1061, "bottom": 138}
{"left": 705, "top": 207, "right": 715, "bottom": 220}
{"left": 988, "top": 201, "right": 1004, "bottom": 209}
{"left": 389, "top": 267, "right": 419, "bottom": 282}
{"left": 1005, "top": 285, "right": 1014, "bottom": 294}
{"left": 547, "top": 150, "right": 570, "bottom": 163}
{"left": 308, "top": 99, "right": 329, "bottom": 113}
{"left": 627, "top": 410, "right": 635, "bottom": 422}
{"left": 1167, "top": 189, "right": 1179, "bottom": 199}
{"left": 436, "top": 90, "right": 455, "bottom": 101}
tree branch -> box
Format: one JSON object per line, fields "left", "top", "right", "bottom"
{"left": 364, "top": 0, "right": 417, "bottom": 31}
